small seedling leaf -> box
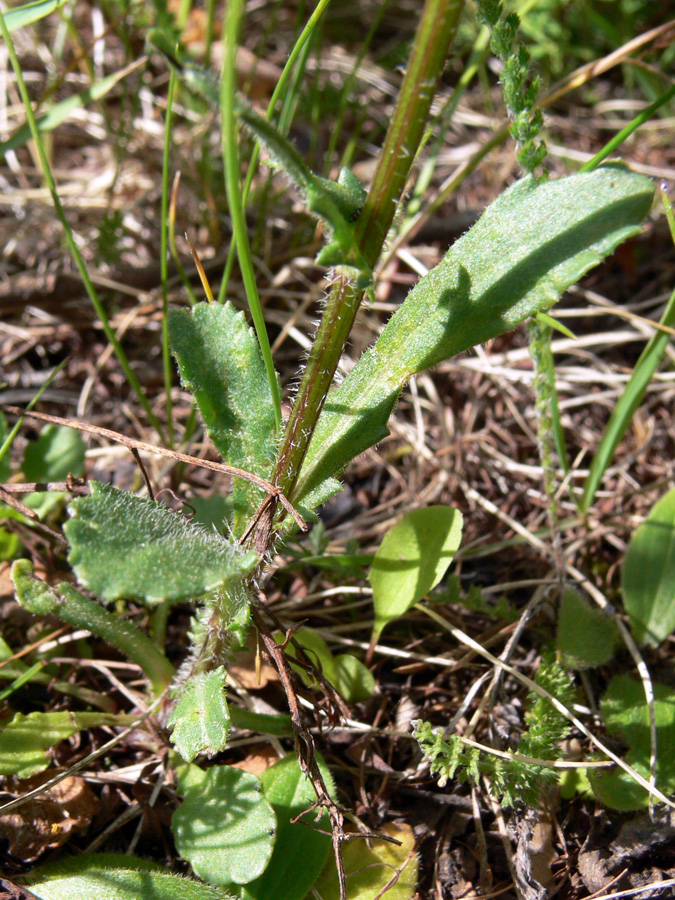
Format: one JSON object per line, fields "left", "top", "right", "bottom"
{"left": 369, "top": 506, "right": 463, "bottom": 641}
{"left": 169, "top": 302, "right": 277, "bottom": 532}
{"left": 65, "top": 482, "right": 257, "bottom": 604}
{"left": 25, "top": 853, "right": 234, "bottom": 900}
{"left": 168, "top": 668, "right": 231, "bottom": 762}
{"left": 622, "top": 487, "right": 675, "bottom": 645}
{"left": 588, "top": 674, "right": 675, "bottom": 810}
{"left": 243, "top": 753, "right": 334, "bottom": 900}
{"left": 556, "top": 588, "right": 621, "bottom": 669}
{"left": 310, "top": 822, "right": 418, "bottom": 900}
{"left": 172, "top": 765, "right": 276, "bottom": 886}
{"left": 334, "top": 654, "right": 376, "bottom": 703}
{"left": 0, "top": 711, "right": 135, "bottom": 777}
{"left": 295, "top": 166, "right": 655, "bottom": 504}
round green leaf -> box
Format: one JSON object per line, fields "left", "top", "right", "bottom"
{"left": 173, "top": 766, "right": 276, "bottom": 886}
{"left": 369, "top": 506, "right": 463, "bottom": 640}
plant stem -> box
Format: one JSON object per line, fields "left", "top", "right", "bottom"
{"left": 273, "top": 0, "right": 465, "bottom": 504}
{"left": 160, "top": 67, "right": 177, "bottom": 448}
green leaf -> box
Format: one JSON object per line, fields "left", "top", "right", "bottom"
{"left": 0, "top": 711, "right": 135, "bottom": 777}
{"left": 169, "top": 302, "right": 277, "bottom": 532}
{"left": 622, "top": 487, "right": 675, "bottom": 645}
{"left": 22, "top": 424, "right": 86, "bottom": 482}
{"left": 0, "top": 411, "right": 10, "bottom": 482}
{"left": 0, "top": 64, "right": 142, "bottom": 157}
{"left": 172, "top": 765, "right": 276, "bottom": 887}
{"left": 11, "top": 559, "right": 175, "bottom": 695}
{"left": 64, "top": 482, "right": 257, "bottom": 604}
{"left": 295, "top": 166, "right": 655, "bottom": 505}
{"left": 21, "top": 424, "right": 87, "bottom": 519}
{"left": 369, "top": 506, "right": 463, "bottom": 641}
{"left": 3, "top": 0, "right": 69, "bottom": 32}
{"left": 309, "top": 822, "right": 418, "bottom": 900}
{"left": 589, "top": 675, "right": 675, "bottom": 811}
{"left": 169, "top": 668, "right": 231, "bottom": 763}
{"left": 285, "top": 628, "right": 339, "bottom": 688}
{"left": 556, "top": 587, "right": 621, "bottom": 669}
{"left": 334, "top": 654, "right": 376, "bottom": 703}
{"left": 25, "top": 853, "right": 234, "bottom": 900}
{"left": 244, "top": 754, "right": 333, "bottom": 900}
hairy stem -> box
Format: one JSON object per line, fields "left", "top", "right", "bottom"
{"left": 273, "top": 0, "right": 465, "bottom": 508}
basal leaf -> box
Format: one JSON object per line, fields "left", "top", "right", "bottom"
{"left": 168, "top": 668, "right": 231, "bottom": 763}
{"left": 172, "top": 765, "right": 276, "bottom": 887}
{"left": 64, "top": 482, "right": 257, "bottom": 605}
{"left": 310, "top": 822, "right": 418, "bottom": 900}
{"left": 0, "top": 711, "right": 135, "bottom": 777}
{"left": 589, "top": 675, "right": 675, "bottom": 811}
{"left": 244, "top": 754, "right": 334, "bottom": 900}
{"left": 26, "top": 853, "right": 234, "bottom": 900}
{"left": 556, "top": 588, "right": 621, "bottom": 669}
{"left": 169, "top": 302, "right": 277, "bottom": 532}
{"left": 295, "top": 166, "right": 654, "bottom": 506}
{"left": 622, "top": 487, "right": 675, "bottom": 645}
{"left": 369, "top": 506, "right": 463, "bottom": 641}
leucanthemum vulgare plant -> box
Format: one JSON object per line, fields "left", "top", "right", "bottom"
{"left": 0, "top": 0, "right": 665, "bottom": 896}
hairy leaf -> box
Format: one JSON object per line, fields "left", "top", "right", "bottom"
{"left": 64, "top": 482, "right": 256, "bottom": 604}
{"left": 295, "top": 166, "right": 654, "bottom": 506}
{"left": 173, "top": 765, "right": 276, "bottom": 886}
{"left": 557, "top": 588, "right": 621, "bottom": 669}
{"left": 622, "top": 487, "right": 675, "bottom": 645}
{"left": 26, "top": 853, "right": 234, "bottom": 900}
{"left": 0, "top": 711, "right": 135, "bottom": 777}
{"left": 369, "top": 506, "right": 463, "bottom": 641}
{"left": 169, "top": 668, "right": 231, "bottom": 763}
{"left": 169, "top": 302, "right": 276, "bottom": 532}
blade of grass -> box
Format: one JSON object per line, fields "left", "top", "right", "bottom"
{"left": 0, "top": 60, "right": 143, "bottom": 156}
{"left": 580, "top": 82, "right": 675, "bottom": 174}
{"left": 160, "top": 65, "right": 177, "bottom": 448}
{"left": 0, "top": 23, "right": 165, "bottom": 440}
{"left": 4, "top": 0, "right": 68, "bottom": 31}
{"left": 0, "top": 358, "right": 68, "bottom": 472}
{"left": 221, "top": 0, "right": 282, "bottom": 432}
{"left": 580, "top": 189, "right": 675, "bottom": 513}
{"left": 216, "top": 0, "right": 334, "bottom": 304}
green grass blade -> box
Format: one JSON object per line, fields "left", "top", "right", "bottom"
{"left": 221, "top": 0, "right": 281, "bottom": 432}
{"left": 0, "top": 21, "right": 164, "bottom": 440}
{"left": 160, "top": 67, "right": 177, "bottom": 448}
{"left": 580, "top": 287, "right": 675, "bottom": 513}
{"left": 0, "top": 61, "right": 143, "bottom": 156}
{"left": 216, "top": 0, "right": 334, "bottom": 304}
{"left": 4, "top": 0, "right": 67, "bottom": 31}
{"left": 581, "top": 82, "right": 675, "bottom": 174}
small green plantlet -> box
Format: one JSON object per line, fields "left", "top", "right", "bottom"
{"left": 414, "top": 654, "right": 575, "bottom": 808}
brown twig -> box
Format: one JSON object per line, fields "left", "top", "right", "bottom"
{"left": 1, "top": 406, "right": 307, "bottom": 532}
{"left": 250, "top": 599, "right": 349, "bottom": 900}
